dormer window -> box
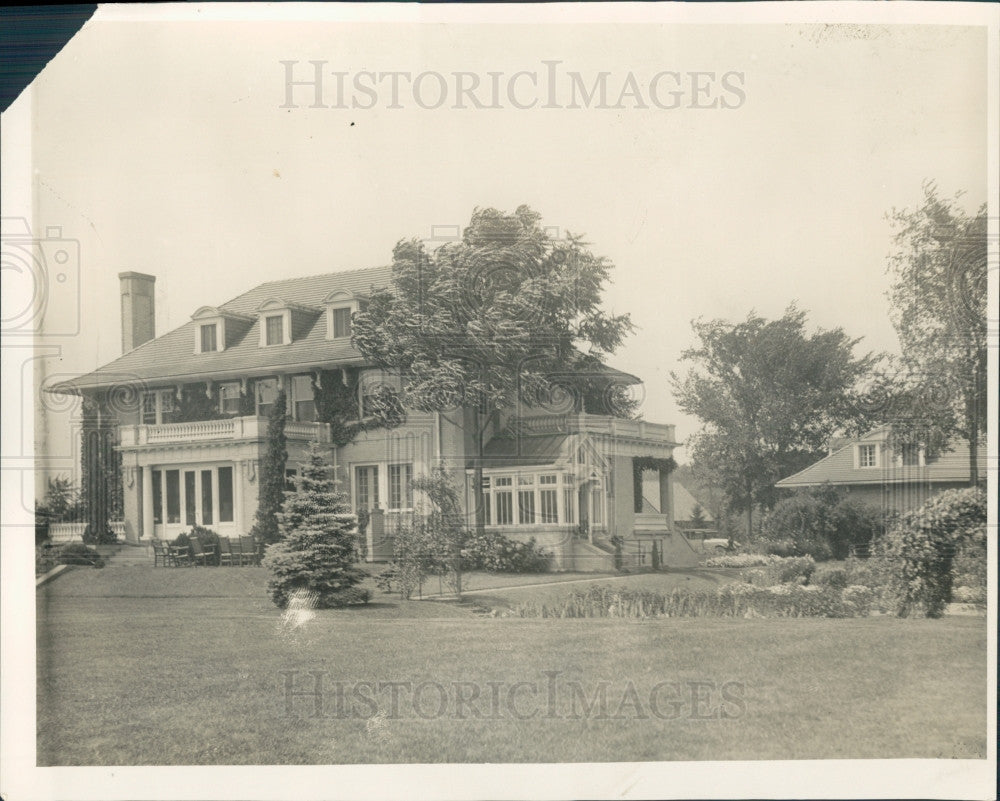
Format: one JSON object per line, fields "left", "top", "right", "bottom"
{"left": 323, "top": 290, "right": 368, "bottom": 340}
{"left": 190, "top": 306, "right": 253, "bottom": 354}
{"left": 332, "top": 307, "right": 352, "bottom": 339}
{"left": 200, "top": 323, "right": 218, "bottom": 353}
{"left": 256, "top": 298, "right": 319, "bottom": 348}
{"left": 265, "top": 315, "right": 284, "bottom": 346}
{"left": 856, "top": 443, "right": 878, "bottom": 469}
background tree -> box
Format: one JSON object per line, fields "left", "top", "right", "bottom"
{"left": 886, "top": 183, "right": 987, "bottom": 484}
{"left": 353, "top": 205, "right": 634, "bottom": 534}
{"left": 688, "top": 502, "right": 708, "bottom": 530}
{"left": 671, "top": 306, "right": 878, "bottom": 539}
{"left": 263, "top": 440, "right": 366, "bottom": 608}
{"left": 252, "top": 390, "right": 287, "bottom": 544}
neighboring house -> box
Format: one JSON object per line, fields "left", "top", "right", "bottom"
{"left": 775, "top": 426, "right": 986, "bottom": 514}
{"left": 52, "top": 268, "right": 699, "bottom": 570}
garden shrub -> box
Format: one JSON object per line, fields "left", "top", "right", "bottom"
{"left": 815, "top": 567, "right": 850, "bottom": 591}
{"left": 54, "top": 542, "right": 105, "bottom": 568}
{"left": 879, "top": 487, "right": 986, "bottom": 618}
{"left": 703, "top": 553, "right": 775, "bottom": 568}
{"left": 765, "top": 484, "right": 886, "bottom": 561}
{"left": 463, "top": 529, "right": 551, "bottom": 573}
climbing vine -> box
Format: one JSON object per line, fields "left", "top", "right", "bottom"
{"left": 632, "top": 456, "right": 677, "bottom": 514}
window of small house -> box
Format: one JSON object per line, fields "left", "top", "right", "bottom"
{"left": 265, "top": 315, "right": 284, "bottom": 346}
{"left": 332, "top": 307, "right": 352, "bottom": 339}
{"left": 200, "top": 323, "right": 218, "bottom": 353}
{"left": 901, "top": 443, "right": 920, "bottom": 467}
{"left": 858, "top": 444, "right": 877, "bottom": 468}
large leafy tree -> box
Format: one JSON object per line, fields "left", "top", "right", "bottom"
{"left": 885, "top": 183, "right": 988, "bottom": 484}
{"left": 352, "top": 205, "right": 634, "bottom": 533}
{"left": 671, "top": 307, "right": 878, "bottom": 538}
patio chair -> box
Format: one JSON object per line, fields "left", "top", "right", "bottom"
{"left": 167, "top": 542, "right": 190, "bottom": 567}
{"left": 217, "top": 537, "right": 235, "bottom": 567}
{"left": 151, "top": 538, "right": 171, "bottom": 568}
{"left": 237, "top": 536, "right": 261, "bottom": 566}
{"left": 188, "top": 537, "right": 211, "bottom": 566}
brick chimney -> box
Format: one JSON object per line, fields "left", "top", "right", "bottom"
{"left": 118, "top": 272, "right": 156, "bottom": 353}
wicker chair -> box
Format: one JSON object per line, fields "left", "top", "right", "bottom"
{"left": 217, "top": 537, "right": 235, "bottom": 567}
{"left": 151, "top": 538, "right": 171, "bottom": 568}
{"left": 237, "top": 536, "right": 261, "bottom": 566}
{"left": 188, "top": 537, "right": 211, "bottom": 566}
{"left": 167, "top": 542, "right": 190, "bottom": 567}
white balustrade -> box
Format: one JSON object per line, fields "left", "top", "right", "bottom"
{"left": 124, "top": 416, "right": 330, "bottom": 447}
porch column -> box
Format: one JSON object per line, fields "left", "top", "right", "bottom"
{"left": 141, "top": 464, "right": 154, "bottom": 541}
{"left": 658, "top": 469, "right": 674, "bottom": 532}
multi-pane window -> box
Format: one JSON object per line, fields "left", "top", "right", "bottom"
{"left": 494, "top": 476, "right": 514, "bottom": 525}
{"left": 355, "top": 466, "right": 379, "bottom": 510}
{"left": 165, "top": 470, "right": 181, "bottom": 524}
{"left": 141, "top": 391, "right": 176, "bottom": 425}
{"left": 152, "top": 466, "right": 233, "bottom": 528}
{"left": 388, "top": 464, "right": 413, "bottom": 510}
{"left": 142, "top": 392, "right": 158, "bottom": 424}
{"left": 901, "top": 444, "right": 921, "bottom": 467}
{"left": 184, "top": 472, "right": 197, "bottom": 525}
{"left": 265, "top": 315, "right": 284, "bottom": 346}
{"left": 332, "top": 307, "right": 352, "bottom": 339}
{"left": 217, "top": 467, "right": 234, "bottom": 523}
{"left": 291, "top": 375, "right": 316, "bottom": 422}
{"left": 256, "top": 378, "right": 279, "bottom": 418}
{"left": 858, "top": 444, "right": 877, "bottom": 468}
{"left": 200, "top": 323, "right": 218, "bottom": 353}
{"left": 482, "top": 472, "right": 577, "bottom": 526}
{"left": 201, "top": 470, "right": 214, "bottom": 525}
{"left": 219, "top": 382, "right": 242, "bottom": 416}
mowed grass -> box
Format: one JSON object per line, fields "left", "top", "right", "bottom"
{"left": 37, "top": 564, "right": 987, "bottom": 765}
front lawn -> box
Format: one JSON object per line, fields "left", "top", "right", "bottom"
{"left": 36, "top": 565, "right": 987, "bottom": 764}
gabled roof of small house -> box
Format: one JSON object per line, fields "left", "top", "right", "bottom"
{"left": 774, "top": 428, "right": 986, "bottom": 488}
{"left": 54, "top": 266, "right": 395, "bottom": 393}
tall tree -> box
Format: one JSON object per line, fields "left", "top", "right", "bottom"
{"left": 352, "top": 205, "right": 634, "bottom": 534}
{"left": 252, "top": 390, "right": 288, "bottom": 544}
{"left": 263, "top": 440, "right": 366, "bottom": 608}
{"left": 886, "top": 183, "right": 987, "bottom": 485}
{"left": 671, "top": 307, "right": 878, "bottom": 538}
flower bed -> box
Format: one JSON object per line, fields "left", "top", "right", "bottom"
{"left": 512, "top": 581, "right": 874, "bottom": 619}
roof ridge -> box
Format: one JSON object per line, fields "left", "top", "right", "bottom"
{"left": 253, "top": 264, "right": 392, "bottom": 288}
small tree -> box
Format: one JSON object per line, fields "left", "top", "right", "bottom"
{"left": 650, "top": 541, "right": 661, "bottom": 571}
{"left": 879, "top": 487, "right": 986, "bottom": 618}
{"left": 688, "top": 503, "right": 708, "bottom": 530}
{"left": 252, "top": 390, "right": 288, "bottom": 544}
{"left": 410, "top": 464, "right": 468, "bottom": 599}
{"left": 263, "top": 441, "right": 367, "bottom": 608}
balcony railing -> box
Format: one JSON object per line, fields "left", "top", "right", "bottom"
{"left": 508, "top": 413, "right": 676, "bottom": 444}
{"left": 120, "top": 416, "right": 331, "bottom": 447}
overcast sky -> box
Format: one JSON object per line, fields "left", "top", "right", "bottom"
{"left": 15, "top": 12, "right": 990, "bottom": 465}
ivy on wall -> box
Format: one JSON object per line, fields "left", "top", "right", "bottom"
{"left": 80, "top": 393, "right": 123, "bottom": 544}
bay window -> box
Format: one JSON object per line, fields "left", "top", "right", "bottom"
{"left": 151, "top": 464, "right": 235, "bottom": 529}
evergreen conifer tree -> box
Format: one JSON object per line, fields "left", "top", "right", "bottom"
{"left": 263, "top": 441, "right": 368, "bottom": 608}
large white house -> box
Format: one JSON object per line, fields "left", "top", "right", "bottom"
{"left": 52, "top": 267, "right": 701, "bottom": 570}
